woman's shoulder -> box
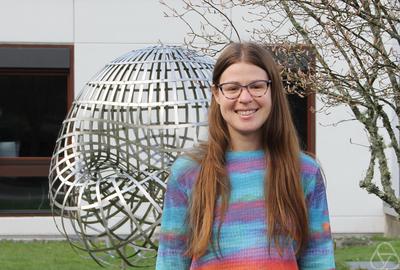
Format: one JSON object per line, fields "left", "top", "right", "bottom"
{"left": 168, "top": 154, "right": 200, "bottom": 189}
{"left": 299, "top": 152, "right": 325, "bottom": 196}
{"left": 299, "top": 152, "right": 321, "bottom": 175}
{"left": 170, "top": 154, "right": 200, "bottom": 174}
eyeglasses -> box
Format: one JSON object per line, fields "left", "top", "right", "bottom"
{"left": 217, "top": 80, "right": 272, "bottom": 100}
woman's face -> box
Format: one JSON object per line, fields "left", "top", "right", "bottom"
{"left": 213, "top": 61, "right": 272, "bottom": 149}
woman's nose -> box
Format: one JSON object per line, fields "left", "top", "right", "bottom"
{"left": 238, "top": 87, "right": 253, "bottom": 103}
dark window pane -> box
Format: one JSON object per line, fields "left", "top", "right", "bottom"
{"left": 288, "top": 92, "right": 308, "bottom": 151}
{"left": 0, "top": 74, "right": 67, "bottom": 157}
{"left": 0, "top": 176, "right": 50, "bottom": 213}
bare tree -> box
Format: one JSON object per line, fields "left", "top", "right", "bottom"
{"left": 160, "top": 0, "right": 400, "bottom": 216}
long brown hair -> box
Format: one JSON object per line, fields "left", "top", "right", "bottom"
{"left": 186, "top": 42, "right": 308, "bottom": 258}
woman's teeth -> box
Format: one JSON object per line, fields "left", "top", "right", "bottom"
{"left": 237, "top": 109, "right": 256, "bottom": 116}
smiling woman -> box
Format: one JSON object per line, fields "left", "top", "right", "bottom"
{"left": 156, "top": 42, "right": 335, "bottom": 270}
{"left": 213, "top": 62, "right": 272, "bottom": 151}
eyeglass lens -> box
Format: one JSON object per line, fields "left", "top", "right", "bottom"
{"left": 219, "top": 80, "right": 270, "bottom": 99}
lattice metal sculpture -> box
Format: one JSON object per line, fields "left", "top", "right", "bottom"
{"left": 48, "top": 45, "right": 213, "bottom": 267}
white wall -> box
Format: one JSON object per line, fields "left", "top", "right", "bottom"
{"left": 0, "top": 0, "right": 74, "bottom": 43}
{"left": 316, "top": 101, "right": 385, "bottom": 233}
{"left": 0, "top": 0, "right": 387, "bottom": 236}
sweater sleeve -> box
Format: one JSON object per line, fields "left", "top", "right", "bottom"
{"left": 156, "top": 158, "right": 193, "bottom": 270}
{"left": 298, "top": 167, "right": 336, "bottom": 270}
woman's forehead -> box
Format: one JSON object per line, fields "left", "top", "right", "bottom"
{"left": 219, "top": 62, "right": 269, "bottom": 83}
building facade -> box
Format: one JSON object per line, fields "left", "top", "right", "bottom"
{"left": 0, "top": 0, "right": 397, "bottom": 237}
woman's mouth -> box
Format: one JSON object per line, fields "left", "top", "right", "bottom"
{"left": 235, "top": 109, "right": 258, "bottom": 116}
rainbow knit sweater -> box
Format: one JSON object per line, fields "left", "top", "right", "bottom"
{"left": 156, "top": 150, "right": 335, "bottom": 269}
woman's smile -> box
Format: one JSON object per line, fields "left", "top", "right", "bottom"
{"left": 235, "top": 108, "right": 259, "bottom": 116}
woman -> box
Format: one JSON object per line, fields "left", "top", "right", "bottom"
{"left": 156, "top": 42, "right": 335, "bottom": 269}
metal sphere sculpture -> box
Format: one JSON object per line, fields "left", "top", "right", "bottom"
{"left": 48, "top": 45, "right": 213, "bottom": 266}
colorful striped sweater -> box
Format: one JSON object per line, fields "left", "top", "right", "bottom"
{"left": 156, "top": 150, "right": 335, "bottom": 269}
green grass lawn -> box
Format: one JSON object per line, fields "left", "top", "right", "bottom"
{"left": 0, "top": 236, "right": 398, "bottom": 269}
{"left": 334, "top": 235, "right": 400, "bottom": 270}
{"left": 0, "top": 240, "right": 155, "bottom": 270}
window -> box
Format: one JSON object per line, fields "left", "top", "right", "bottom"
{"left": 0, "top": 45, "right": 73, "bottom": 215}
{"left": 288, "top": 93, "right": 314, "bottom": 152}
{"left": 268, "top": 44, "right": 316, "bottom": 153}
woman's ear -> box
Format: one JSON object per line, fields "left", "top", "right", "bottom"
{"left": 211, "top": 85, "right": 221, "bottom": 104}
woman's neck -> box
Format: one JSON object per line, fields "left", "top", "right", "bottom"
{"left": 229, "top": 135, "right": 263, "bottom": 152}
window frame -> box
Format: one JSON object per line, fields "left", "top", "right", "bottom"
{"left": 0, "top": 44, "right": 74, "bottom": 216}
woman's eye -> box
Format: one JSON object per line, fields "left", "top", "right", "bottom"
{"left": 249, "top": 82, "right": 266, "bottom": 90}
{"left": 225, "top": 84, "right": 240, "bottom": 91}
